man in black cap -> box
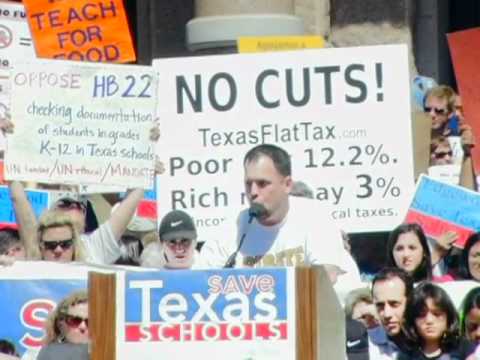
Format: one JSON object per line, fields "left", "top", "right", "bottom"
{"left": 158, "top": 210, "right": 198, "bottom": 269}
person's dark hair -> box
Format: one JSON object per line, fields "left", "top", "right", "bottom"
{"left": 0, "top": 229, "right": 21, "bottom": 256}
{"left": 386, "top": 223, "right": 432, "bottom": 282}
{"left": 460, "top": 287, "right": 480, "bottom": 336}
{"left": 459, "top": 233, "right": 480, "bottom": 280}
{"left": 0, "top": 339, "right": 18, "bottom": 356}
{"left": 404, "top": 282, "right": 459, "bottom": 353}
{"left": 371, "top": 267, "right": 414, "bottom": 300}
{"left": 243, "top": 144, "right": 291, "bottom": 177}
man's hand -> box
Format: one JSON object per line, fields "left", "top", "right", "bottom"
{"left": 0, "top": 111, "right": 13, "bottom": 135}
{"left": 155, "top": 156, "right": 165, "bottom": 175}
{"left": 149, "top": 119, "right": 160, "bottom": 141}
{"left": 0, "top": 255, "right": 15, "bottom": 266}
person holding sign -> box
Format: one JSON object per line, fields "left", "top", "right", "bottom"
{"left": 199, "top": 144, "right": 361, "bottom": 297}
{"left": 6, "top": 122, "right": 162, "bottom": 265}
{"left": 37, "top": 210, "right": 86, "bottom": 263}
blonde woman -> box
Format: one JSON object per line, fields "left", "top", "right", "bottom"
{"left": 36, "top": 210, "right": 86, "bottom": 263}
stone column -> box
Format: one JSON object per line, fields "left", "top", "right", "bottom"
{"left": 186, "top": 0, "right": 305, "bottom": 51}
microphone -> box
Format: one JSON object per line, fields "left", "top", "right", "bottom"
{"left": 224, "top": 203, "right": 267, "bottom": 268}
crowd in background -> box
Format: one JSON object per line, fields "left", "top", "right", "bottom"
{"left": 0, "top": 80, "right": 479, "bottom": 360}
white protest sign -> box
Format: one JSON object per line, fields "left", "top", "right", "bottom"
{"left": 153, "top": 45, "right": 414, "bottom": 235}
{"left": 0, "top": 1, "right": 35, "bottom": 69}
{"left": 5, "top": 59, "right": 158, "bottom": 188}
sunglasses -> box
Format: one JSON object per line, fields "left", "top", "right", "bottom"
{"left": 41, "top": 239, "right": 74, "bottom": 251}
{"left": 424, "top": 106, "right": 447, "bottom": 115}
{"left": 64, "top": 314, "right": 88, "bottom": 328}
{"left": 55, "top": 199, "right": 86, "bottom": 212}
{"left": 433, "top": 151, "right": 453, "bottom": 159}
{"left": 165, "top": 238, "right": 193, "bottom": 248}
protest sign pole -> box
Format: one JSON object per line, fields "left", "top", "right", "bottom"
{"left": 90, "top": 272, "right": 116, "bottom": 360}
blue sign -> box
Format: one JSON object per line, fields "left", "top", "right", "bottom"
{"left": 0, "top": 186, "right": 49, "bottom": 225}
{"left": 123, "top": 268, "right": 288, "bottom": 342}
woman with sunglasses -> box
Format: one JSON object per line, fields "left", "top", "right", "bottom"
{"left": 401, "top": 282, "right": 475, "bottom": 359}
{"left": 34, "top": 290, "right": 89, "bottom": 360}
{"left": 37, "top": 211, "right": 86, "bottom": 263}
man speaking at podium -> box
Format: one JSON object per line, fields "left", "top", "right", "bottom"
{"left": 199, "top": 144, "right": 361, "bottom": 298}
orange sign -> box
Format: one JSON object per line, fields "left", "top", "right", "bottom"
{"left": 448, "top": 28, "right": 480, "bottom": 173}
{"left": 23, "top": 0, "right": 136, "bottom": 63}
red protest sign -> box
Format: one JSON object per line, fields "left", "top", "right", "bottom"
{"left": 447, "top": 28, "right": 480, "bottom": 172}
{"left": 23, "top": 0, "right": 136, "bottom": 63}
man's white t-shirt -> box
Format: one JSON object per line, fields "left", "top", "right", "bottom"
{"left": 198, "top": 197, "right": 362, "bottom": 299}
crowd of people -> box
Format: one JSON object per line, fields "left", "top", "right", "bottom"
{"left": 0, "top": 82, "right": 479, "bottom": 360}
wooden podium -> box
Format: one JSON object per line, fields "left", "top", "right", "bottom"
{"left": 89, "top": 266, "right": 345, "bottom": 360}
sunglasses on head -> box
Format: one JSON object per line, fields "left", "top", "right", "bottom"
{"left": 424, "top": 106, "right": 447, "bottom": 115}
{"left": 165, "top": 238, "right": 193, "bottom": 248}
{"left": 433, "top": 150, "right": 453, "bottom": 159}
{"left": 56, "top": 199, "right": 86, "bottom": 212}
{"left": 41, "top": 239, "right": 73, "bottom": 251}
{"left": 64, "top": 314, "right": 88, "bottom": 328}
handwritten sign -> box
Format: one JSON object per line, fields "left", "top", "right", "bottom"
{"left": 23, "top": 0, "right": 135, "bottom": 63}
{"left": 116, "top": 268, "right": 295, "bottom": 360}
{"left": 405, "top": 175, "right": 480, "bottom": 248}
{"left": 5, "top": 59, "right": 158, "bottom": 189}
{"left": 154, "top": 45, "right": 414, "bottom": 237}
{"left": 0, "top": 185, "right": 49, "bottom": 226}
{"left": 238, "top": 35, "right": 325, "bottom": 53}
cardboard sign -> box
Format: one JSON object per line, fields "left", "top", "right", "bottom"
{"left": 153, "top": 45, "right": 414, "bottom": 236}
{"left": 0, "top": 186, "right": 49, "bottom": 226}
{"left": 23, "top": 0, "right": 135, "bottom": 63}
{"left": 448, "top": 28, "right": 480, "bottom": 173}
{"left": 405, "top": 175, "right": 480, "bottom": 248}
{"left": 5, "top": 59, "right": 158, "bottom": 189}
{"left": 238, "top": 35, "right": 325, "bottom": 53}
{"left": 116, "top": 268, "right": 296, "bottom": 360}
{"left": 0, "top": 1, "right": 35, "bottom": 69}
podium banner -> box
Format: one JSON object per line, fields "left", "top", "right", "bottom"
{"left": 116, "top": 268, "right": 296, "bottom": 360}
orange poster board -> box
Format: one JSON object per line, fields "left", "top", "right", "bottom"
{"left": 23, "top": 0, "right": 136, "bottom": 63}
{"left": 447, "top": 28, "right": 480, "bottom": 173}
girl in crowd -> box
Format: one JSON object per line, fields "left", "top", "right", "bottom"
{"left": 402, "top": 282, "right": 475, "bottom": 359}
{"left": 461, "top": 287, "right": 480, "bottom": 345}
{"left": 459, "top": 233, "right": 480, "bottom": 281}
{"left": 387, "top": 223, "right": 432, "bottom": 283}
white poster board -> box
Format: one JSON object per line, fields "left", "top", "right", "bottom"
{"left": 153, "top": 45, "right": 414, "bottom": 235}
{"left": 116, "top": 268, "right": 296, "bottom": 360}
{"left": 5, "top": 59, "right": 158, "bottom": 189}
